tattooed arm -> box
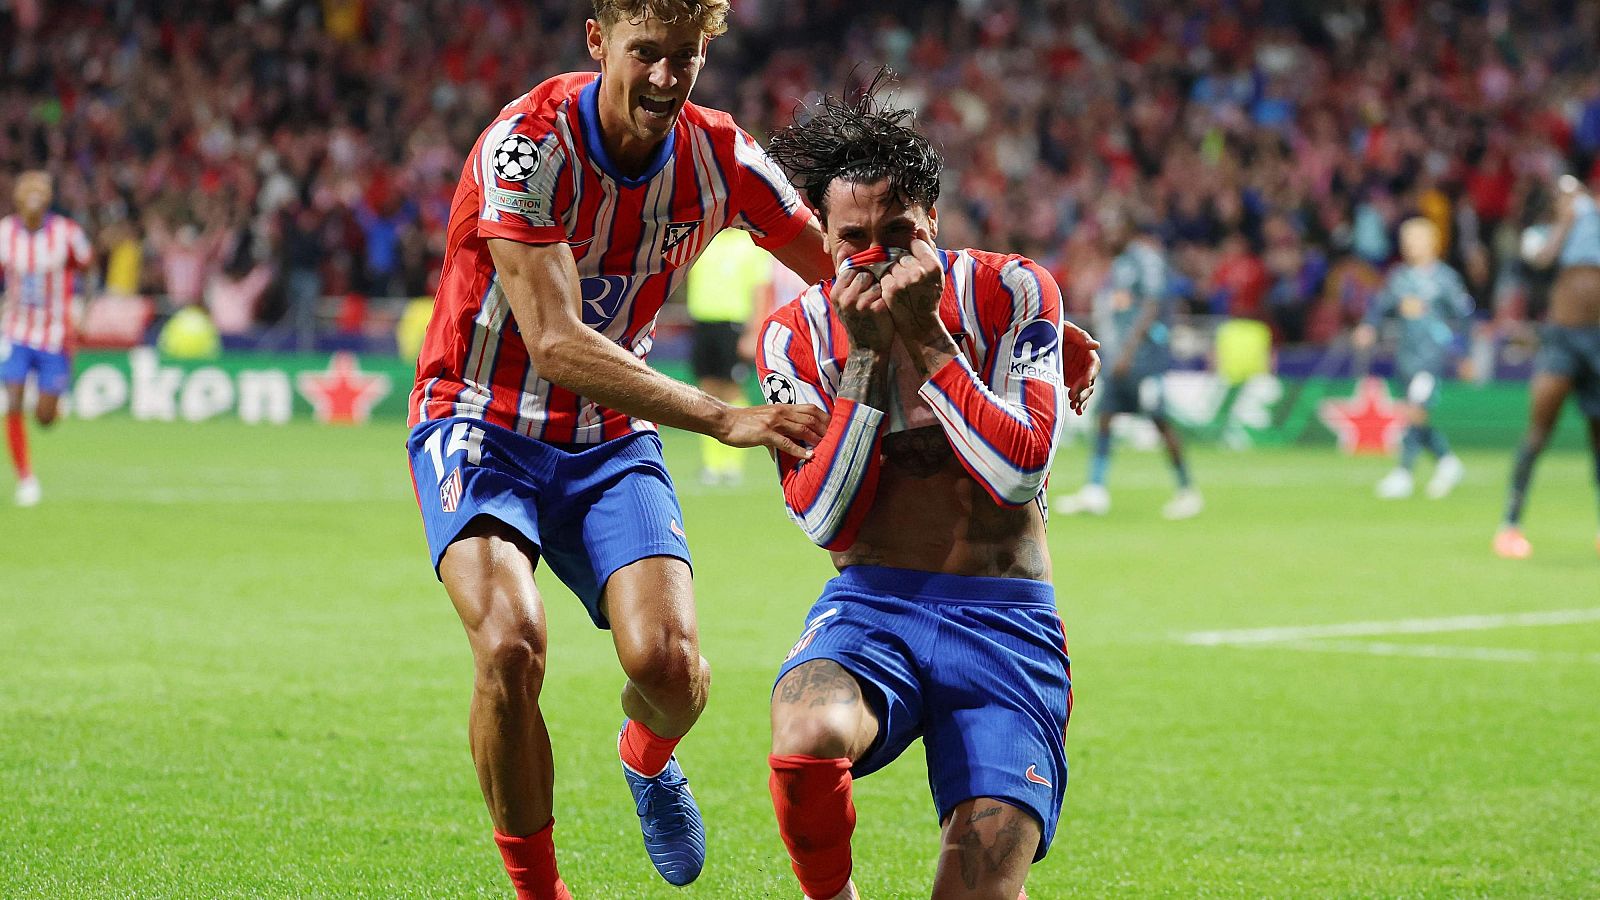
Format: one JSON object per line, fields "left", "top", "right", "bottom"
{"left": 761, "top": 273, "right": 893, "bottom": 550}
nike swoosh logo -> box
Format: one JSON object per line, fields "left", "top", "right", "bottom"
{"left": 1025, "top": 765, "right": 1052, "bottom": 787}
{"left": 670, "top": 518, "right": 687, "bottom": 539}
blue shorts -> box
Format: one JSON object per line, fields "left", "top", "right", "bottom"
{"left": 1101, "top": 366, "right": 1166, "bottom": 417}
{"left": 406, "top": 417, "right": 692, "bottom": 629}
{"left": 0, "top": 341, "right": 71, "bottom": 396}
{"left": 776, "top": 565, "right": 1073, "bottom": 860}
{"left": 1534, "top": 324, "right": 1600, "bottom": 418}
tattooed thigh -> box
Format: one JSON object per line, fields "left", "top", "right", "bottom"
{"left": 775, "top": 659, "right": 864, "bottom": 709}
{"left": 771, "top": 660, "right": 880, "bottom": 760}
{"left": 936, "top": 798, "right": 1040, "bottom": 895}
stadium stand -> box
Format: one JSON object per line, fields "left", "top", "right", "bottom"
{"left": 4, "top": 0, "right": 1598, "bottom": 349}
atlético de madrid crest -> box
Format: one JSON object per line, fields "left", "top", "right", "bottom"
{"left": 661, "top": 220, "right": 703, "bottom": 267}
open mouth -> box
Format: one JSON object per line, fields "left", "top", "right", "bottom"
{"left": 638, "top": 94, "right": 677, "bottom": 121}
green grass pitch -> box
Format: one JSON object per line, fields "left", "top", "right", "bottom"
{"left": 2, "top": 418, "right": 1598, "bottom": 897}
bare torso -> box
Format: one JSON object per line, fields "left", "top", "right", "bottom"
{"left": 1549, "top": 265, "right": 1600, "bottom": 327}
{"left": 831, "top": 425, "right": 1051, "bottom": 581}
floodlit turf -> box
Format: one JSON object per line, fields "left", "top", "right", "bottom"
{"left": 3, "top": 418, "right": 1599, "bottom": 898}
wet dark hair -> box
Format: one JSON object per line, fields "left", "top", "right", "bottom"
{"left": 767, "top": 70, "right": 942, "bottom": 222}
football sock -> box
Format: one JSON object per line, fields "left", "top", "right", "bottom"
{"left": 619, "top": 718, "right": 679, "bottom": 778}
{"left": 769, "top": 754, "right": 855, "bottom": 900}
{"left": 1170, "top": 452, "right": 1191, "bottom": 489}
{"left": 1399, "top": 426, "right": 1422, "bottom": 471}
{"left": 1504, "top": 437, "right": 1545, "bottom": 526}
{"left": 5, "top": 412, "right": 29, "bottom": 479}
{"left": 1421, "top": 426, "right": 1451, "bottom": 459}
{"left": 1088, "top": 429, "right": 1111, "bottom": 486}
{"left": 494, "top": 821, "right": 572, "bottom": 900}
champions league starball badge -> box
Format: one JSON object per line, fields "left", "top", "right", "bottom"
{"left": 493, "top": 134, "right": 541, "bottom": 182}
{"left": 762, "top": 372, "right": 798, "bottom": 405}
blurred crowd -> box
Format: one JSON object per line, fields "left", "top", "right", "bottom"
{"left": 4, "top": 0, "right": 1599, "bottom": 344}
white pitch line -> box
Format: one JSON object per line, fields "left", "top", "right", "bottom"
{"left": 1181, "top": 607, "right": 1600, "bottom": 647}
{"left": 1274, "top": 640, "right": 1600, "bottom": 665}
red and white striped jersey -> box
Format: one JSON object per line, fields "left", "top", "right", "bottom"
{"left": 0, "top": 214, "right": 93, "bottom": 354}
{"left": 409, "top": 72, "right": 812, "bottom": 443}
{"left": 757, "top": 249, "right": 1082, "bottom": 549}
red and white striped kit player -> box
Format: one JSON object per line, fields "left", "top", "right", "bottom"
{"left": 409, "top": 72, "right": 812, "bottom": 445}
{"left": 757, "top": 248, "right": 1088, "bottom": 549}
{"left": 0, "top": 213, "right": 93, "bottom": 355}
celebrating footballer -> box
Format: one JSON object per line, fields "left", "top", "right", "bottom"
{"left": 755, "top": 77, "right": 1098, "bottom": 900}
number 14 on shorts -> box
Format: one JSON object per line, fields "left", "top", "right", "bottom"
{"left": 423, "top": 423, "right": 484, "bottom": 514}
{"left": 423, "top": 423, "right": 485, "bottom": 479}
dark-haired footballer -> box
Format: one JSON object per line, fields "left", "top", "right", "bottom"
{"left": 754, "top": 78, "right": 1099, "bottom": 900}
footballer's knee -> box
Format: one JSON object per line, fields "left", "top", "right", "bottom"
{"left": 441, "top": 528, "right": 547, "bottom": 701}
{"left": 771, "top": 662, "right": 875, "bottom": 761}
{"left": 35, "top": 395, "right": 60, "bottom": 426}
{"left": 470, "top": 624, "right": 547, "bottom": 701}
{"left": 770, "top": 709, "right": 862, "bottom": 760}
{"left": 471, "top": 612, "right": 548, "bottom": 702}
{"left": 619, "top": 630, "right": 705, "bottom": 703}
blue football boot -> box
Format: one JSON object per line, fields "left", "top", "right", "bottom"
{"left": 620, "top": 723, "right": 705, "bottom": 885}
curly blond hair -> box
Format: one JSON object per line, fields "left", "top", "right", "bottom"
{"left": 592, "top": 0, "right": 729, "bottom": 38}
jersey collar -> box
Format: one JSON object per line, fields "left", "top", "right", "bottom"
{"left": 578, "top": 77, "right": 677, "bottom": 189}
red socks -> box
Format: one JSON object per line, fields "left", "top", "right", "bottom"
{"left": 6, "top": 412, "right": 28, "bottom": 479}
{"left": 769, "top": 754, "right": 855, "bottom": 899}
{"left": 619, "top": 719, "right": 680, "bottom": 777}
{"left": 494, "top": 821, "right": 571, "bottom": 900}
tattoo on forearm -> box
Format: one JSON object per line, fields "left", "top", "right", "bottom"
{"left": 883, "top": 425, "right": 954, "bottom": 477}
{"left": 776, "top": 662, "right": 861, "bottom": 709}
{"left": 839, "top": 349, "right": 888, "bottom": 410}
{"left": 956, "top": 811, "right": 1028, "bottom": 890}
{"left": 908, "top": 330, "right": 960, "bottom": 379}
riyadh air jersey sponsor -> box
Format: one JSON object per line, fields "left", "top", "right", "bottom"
{"left": 410, "top": 73, "right": 811, "bottom": 444}
{"left": 0, "top": 214, "right": 92, "bottom": 354}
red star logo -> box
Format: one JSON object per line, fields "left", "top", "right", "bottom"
{"left": 1317, "top": 377, "right": 1406, "bottom": 455}
{"left": 296, "top": 352, "right": 391, "bottom": 425}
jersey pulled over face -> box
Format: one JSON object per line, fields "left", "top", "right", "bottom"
{"left": 758, "top": 248, "right": 1070, "bottom": 580}
{"left": 0, "top": 214, "right": 93, "bottom": 354}
{"left": 410, "top": 72, "right": 811, "bottom": 444}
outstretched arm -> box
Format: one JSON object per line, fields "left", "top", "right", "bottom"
{"left": 489, "top": 238, "right": 825, "bottom": 457}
